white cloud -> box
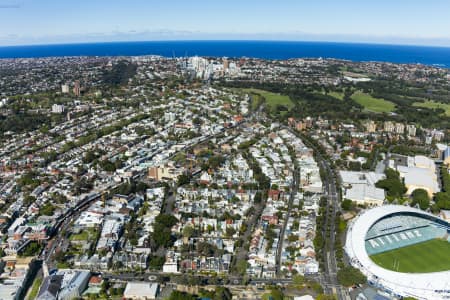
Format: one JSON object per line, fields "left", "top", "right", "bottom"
{"left": 1, "top": 30, "right": 450, "bottom": 47}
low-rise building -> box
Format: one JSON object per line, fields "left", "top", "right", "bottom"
{"left": 123, "top": 282, "right": 159, "bottom": 300}
{"left": 340, "top": 171, "right": 386, "bottom": 206}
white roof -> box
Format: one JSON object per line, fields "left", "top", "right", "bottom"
{"left": 340, "top": 171, "right": 385, "bottom": 186}
{"left": 397, "top": 166, "right": 439, "bottom": 193}
{"left": 436, "top": 143, "right": 448, "bottom": 151}
{"left": 294, "top": 296, "right": 314, "bottom": 300}
{"left": 340, "top": 171, "right": 386, "bottom": 203}
{"left": 345, "top": 184, "right": 385, "bottom": 203}
{"left": 345, "top": 205, "right": 450, "bottom": 299}
{"left": 413, "top": 155, "right": 435, "bottom": 170}
{"left": 124, "top": 282, "right": 159, "bottom": 298}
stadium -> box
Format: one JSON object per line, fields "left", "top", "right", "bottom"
{"left": 345, "top": 205, "right": 450, "bottom": 300}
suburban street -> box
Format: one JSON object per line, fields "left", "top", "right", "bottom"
{"left": 276, "top": 165, "right": 300, "bottom": 275}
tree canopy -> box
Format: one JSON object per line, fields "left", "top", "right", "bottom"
{"left": 435, "top": 167, "right": 450, "bottom": 210}
{"left": 410, "top": 188, "right": 430, "bottom": 210}
{"left": 152, "top": 214, "right": 179, "bottom": 249}
{"left": 337, "top": 266, "right": 367, "bottom": 286}
{"left": 375, "top": 168, "right": 406, "bottom": 200}
{"left": 102, "top": 60, "right": 137, "bottom": 86}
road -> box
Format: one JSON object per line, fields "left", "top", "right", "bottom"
{"left": 231, "top": 197, "right": 265, "bottom": 275}
{"left": 40, "top": 109, "right": 250, "bottom": 273}
{"left": 35, "top": 105, "right": 349, "bottom": 299}
{"left": 317, "top": 156, "right": 350, "bottom": 300}
{"left": 102, "top": 270, "right": 296, "bottom": 285}
{"left": 287, "top": 128, "right": 350, "bottom": 300}
{"left": 275, "top": 165, "right": 300, "bottom": 275}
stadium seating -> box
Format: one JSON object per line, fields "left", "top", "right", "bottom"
{"left": 365, "top": 214, "right": 448, "bottom": 255}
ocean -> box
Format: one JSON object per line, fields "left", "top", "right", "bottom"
{"left": 0, "top": 40, "right": 450, "bottom": 67}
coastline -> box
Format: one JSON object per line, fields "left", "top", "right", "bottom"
{"left": 0, "top": 40, "right": 449, "bottom": 68}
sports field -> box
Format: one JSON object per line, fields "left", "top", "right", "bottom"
{"left": 370, "top": 239, "right": 450, "bottom": 273}
{"left": 351, "top": 91, "right": 396, "bottom": 113}
{"left": 413, "top": 100, "right": 450, "bottom": 116}
{"left": 243, "top": 88, "right": 294, "bottom": 110}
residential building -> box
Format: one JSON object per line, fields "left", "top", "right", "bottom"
{"left": 52, "top": 104, "right": 65, "bottom": 114}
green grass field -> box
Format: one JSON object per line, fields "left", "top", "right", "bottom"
{"left": 27, "top": 276, "right": 42, "bottom": 300}
{"left": 370, "top": 239, "right": 450, "bottom": 273}
{"left": 243, "top": 88, "right": 294, "bottom": 110}
{"left": 351, "top": 91, "right": 396, "bottom": 113}
{"left": 413, "top": 100, "right": 450, "bottom": 116}
{"left": 327, "top": 91, "right": 345, "bottom": 100}
{"left": 69, "top": 228, "right": 95, "bottom": 241}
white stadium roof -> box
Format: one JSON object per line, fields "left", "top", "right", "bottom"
{"left": 345, "top": 205, "right": 450, "bottom": 300}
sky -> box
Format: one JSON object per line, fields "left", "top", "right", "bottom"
{"left": 1, "top": 0, "right": 450, "bottom": 46}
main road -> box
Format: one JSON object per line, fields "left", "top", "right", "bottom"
{"left": 286, "top": 128, "right": 350, "bottom": 300}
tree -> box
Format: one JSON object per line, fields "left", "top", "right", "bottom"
{"left": 314, "top": 232, "right": 324, "bottom": 249}
{"left": 155, "top": 214, "right": 178, "bottom": 227}
{"left": 238, "top": 138, "right": 257, "bottom": 150}
{"left": 316, "top": 294, "right": 337, "bottom": 300}
{"left": 20, "top": 241, "right": 42, "bottom": 257}
{"left": 436, "top": 192, "right": 450, "bottom": 209}
{"left": 99, "top": 159, "right": 117, "bottom": 172}
{"left": 168, "top": 291, "right": 196, "bottom": 300}
{"left": 23, "top": 195, "right": 36, "bottom": 206}
{"left": 337, "top": 266, "right": 367, "bottom": 287}
{"left": 435, "top": 166, "right": 450, "bottom": 210}
{"left": 341, "top": 199, "right": 354, "bottom": 211}
{"left": 152, "top": 214, "right": 178, "bottom": 248}
{"left": 177, "top": 174, "right": 191, "bottom": 186}
{"left": 288, "top": 234, "right": 298, "bottom": 243}
{"left": 40, "top": 203, "right": 55, "bottom": 216}
{"left": 293, "top": 274, "right": 305, "bottom": 285}
{"left": 148, "top": 256, "right": 165, "bottom": 270}
{"left": 254, "top": 191, "right": 262, "bottom": 204}
{"left": 375, "top": 168, "right": 406, "bottom": 199}
{"left": 182, "top": 225, "right": 195, "bottom": 239}
{"left": 214, "top": 287, "right": 232, "bottom": 300}
{"left": 197, "top": 242, "right": 221, "bottom": 256}
{"left": 135, "top": 181, "right": 149, "bottom": 193}
{"left": 83, "top": 150, "right": 98, "bottom": 164}
{"left": 266, "top": 287, "right": 283, "bottom": 300}
{"left": 193, "top": 117, "right": 203, "bottom": 125}
{"left": 310, "top": 280, "right": 324, "bottom": 294}
{"left": 410, "top": 188, "right": 430, "bottom": 210}
{"left": 225, "top": 226, "right": 236, "bottom": 237}
{"left": 103, "top": 60, "right": 137, "bottom": 86}
{"left": 41, "top": 150, "right": 58, "bottom": 163}
{"left": 236, "top": 259, "right": 249, "bottom": 276}
{"left": 208, "top": 155, "right": 226, "bottom": 170}
{"left": 348, "top": 161, "right": 362, "bottom": 171}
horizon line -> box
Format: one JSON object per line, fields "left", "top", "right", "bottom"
{"left": 1, "top": 39, "right": 450, "bottom": 49}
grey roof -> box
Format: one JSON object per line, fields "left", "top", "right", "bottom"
{"left": 37, "top": 275, "right": 63, "bottom": 300}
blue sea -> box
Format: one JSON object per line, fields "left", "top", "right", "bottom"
{"left": 0, "top": 40, "right": 450, "bottom": 67}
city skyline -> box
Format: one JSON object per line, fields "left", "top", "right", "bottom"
{"left": 1, "top": 0, "right": 450, "bottom": 47}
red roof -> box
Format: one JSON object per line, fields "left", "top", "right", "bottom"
{"left": 89, "top": 275, "right": 102, "bottom": 284}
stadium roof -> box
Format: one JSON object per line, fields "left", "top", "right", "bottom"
{"left": 345, "top": 205, "right": 450, "bottom": 299}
